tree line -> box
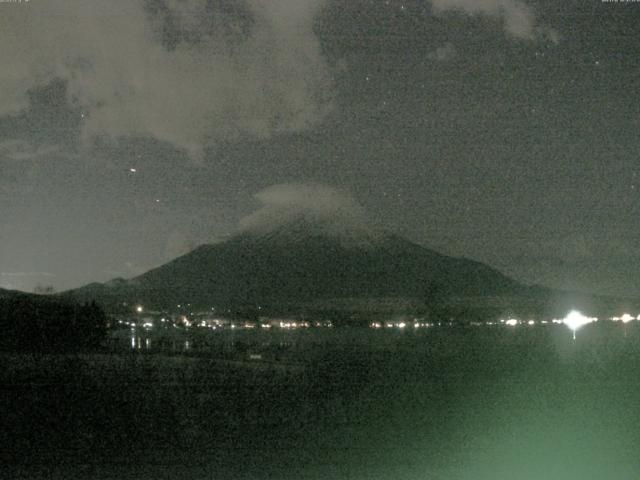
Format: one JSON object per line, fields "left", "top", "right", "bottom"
{"left": 0, "top": 294, "right": 107, "bottom": 353}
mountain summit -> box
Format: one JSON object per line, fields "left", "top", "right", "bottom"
{"left": 67, "top": 215, "right": 526, "bottom": 313}
{"left": 237, "top": 214, "right": 390, "bottom": 250}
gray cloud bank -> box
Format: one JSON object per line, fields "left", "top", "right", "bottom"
{"left": 0, "top": 0, "right": 334, "bottom": 159}
{"left": 0, "top": 0, "right": 555, "bottom": 159}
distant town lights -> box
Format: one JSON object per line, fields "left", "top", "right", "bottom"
{"left": 136, "top": 305, "right": 143, "bottom": 313}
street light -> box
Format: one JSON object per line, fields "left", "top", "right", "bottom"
{"left": 563, "top": 310, "right": 594, "bottom": 340}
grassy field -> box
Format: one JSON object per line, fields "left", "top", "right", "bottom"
{"left": 2, "top": 323, "right": 640, "bottom": 479}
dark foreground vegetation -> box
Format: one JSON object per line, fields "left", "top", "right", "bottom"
{"left": 0, "top": 294, "right": 106, "bottom": 353}
{"left": 3, "top": 325, "right": 640, "bottom": 479}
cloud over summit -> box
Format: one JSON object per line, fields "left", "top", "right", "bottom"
{"left": 239, "top": 184, "right": 372, "bottom": 237}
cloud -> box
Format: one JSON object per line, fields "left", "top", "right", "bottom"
{"left": 0, "top": 0, "right": 334, "bottom": 160}
{"left": 428, "top": 0, "right": 558, "bottom": 41}
{"left": 239, "top": 183, "right": 370, "bottom": 235}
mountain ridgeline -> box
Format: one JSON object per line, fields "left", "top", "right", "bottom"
{"left": 64, "top": 218, "right": 636, "bottom": 319}
{"left": 65, "top": 217, "right": 521, "bottom": 312}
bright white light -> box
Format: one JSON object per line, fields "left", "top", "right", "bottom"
{"left": 620, "top": 313, "right": 634, "bottom": 324}
{"left": 528, "top": 320, "right": 535, "bottom": 326}
{"left": 398, "top": 322, "right": 406, "bottom": 329}
{"left": 130, "top": 168, "right": 137, "bottom": 173}
{"left": 563, "top": 310, "right": 596, "bottom": 338}
{"left": 505, "top": 319, "right": 518, "bottom": 327}
{"left": 136, "top": 305, "right": 143, "bottom": 313}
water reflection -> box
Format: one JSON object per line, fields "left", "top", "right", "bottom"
{"left": 119, "top": 320, "right": 640, "bottom": 358}
{"left": 129, "top": 332, "right": 153, "bottom": 351}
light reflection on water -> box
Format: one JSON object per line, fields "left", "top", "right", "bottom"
{"left": 127, "top": 334, "right": 191, "bottom": 352}
{"left": 120, "top": 322, "right": 640, "bottom": 357}
{"left": 129, "top": 334, "right": 152, "bottom": 350}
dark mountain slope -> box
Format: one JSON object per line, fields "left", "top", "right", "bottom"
{"left": 66, "top": 217, "right": 526, "bottom": 311}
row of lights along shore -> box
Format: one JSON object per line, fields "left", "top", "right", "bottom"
{"left": 128, "top": 305, "right": 639, "bottom": 339}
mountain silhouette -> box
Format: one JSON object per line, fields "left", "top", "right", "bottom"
{"left": 65, "top": 216, "right": 531, "bottom": 313}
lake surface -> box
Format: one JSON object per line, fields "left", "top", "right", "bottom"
{"left": 3, "top": 322, "right": 640, "bottom": 480}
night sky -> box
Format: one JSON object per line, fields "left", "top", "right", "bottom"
{"left": 0, "top": 0, "right": 638, "bottom": 297}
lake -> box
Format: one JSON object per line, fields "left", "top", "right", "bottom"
{"left": 2, "top": 321, "right": 639, "bottom": 480}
